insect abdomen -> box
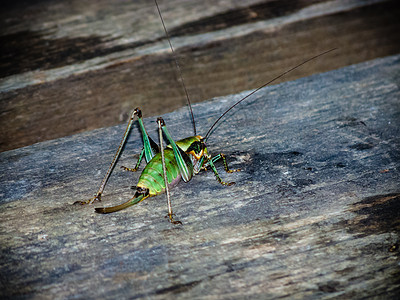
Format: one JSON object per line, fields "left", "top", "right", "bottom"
{"left": 137, "top": 149, "right": 181, "bottom": 196}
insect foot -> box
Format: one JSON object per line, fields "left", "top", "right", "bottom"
{"left": 73, "top": 193, "right": 102, "bottom": 205}
{"left": 165, "top": 213, "right": 183, "bottom": 225}
{"left": 221, "top": 153, "right": 241, "bottom": 173}
{"left": 213, "top": 173, "right": 236, "bottom": 186}
{"left": 120, "top": 165, "right": 139, "bottom": 172}
{"left": 220, "top": 180, "right": 236, "bottom": 186}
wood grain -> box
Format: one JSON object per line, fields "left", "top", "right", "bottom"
{"left": 0, "top": 55, "right": 399, "bottom": 299}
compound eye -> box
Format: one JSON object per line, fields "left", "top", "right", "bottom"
{"left": 188, "top": 141, "right": 203, "bottom": 154}
{"left": 194, "top": 142, "right": 202, "bottom": 154}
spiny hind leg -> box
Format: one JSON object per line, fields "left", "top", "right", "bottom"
{"left": 121, "top": 107, "right": 160, "bottom": 172}
{"left": 158, "top": 117, "right": 183, "bottom": 225}
{"left": 76, "top": 108, "right": 142, "bottom": 206}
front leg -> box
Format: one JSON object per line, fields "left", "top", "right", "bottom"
{"left": 218, "top": 153, "right": 241, "bottom": 173}
{"left": 206, "top": 153, "right": 240, "bottom": 186}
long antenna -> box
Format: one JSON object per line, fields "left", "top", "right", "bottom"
{"left": 204, "top": 48, "right": 337, "bottom": 140}
{"left": 154, "top": 0, "right": 197, "bottom": 135}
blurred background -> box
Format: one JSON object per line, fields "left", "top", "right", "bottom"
{"left": 1, "top": 0, "right": 399, "bottom": 151}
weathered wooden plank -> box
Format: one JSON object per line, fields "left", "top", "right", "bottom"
{"left": 0, "top": 55, "right": 399, "bottom": 299}
{"left": 1, "top": 0, "right": 399, "bottom": 151}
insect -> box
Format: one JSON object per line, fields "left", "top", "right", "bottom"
{"left": 75, "top": 0, "right": 335, "bottom": 224}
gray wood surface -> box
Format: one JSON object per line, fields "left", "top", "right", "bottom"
{"left": 1, "top": 0, "right": 399, "bottom": 151}
{"left": 1, "top": 55, "right": 399, "bottom": 299}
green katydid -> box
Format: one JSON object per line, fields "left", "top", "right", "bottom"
{"left": 76, "top": 0, "right": 335, "bottom": 224}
